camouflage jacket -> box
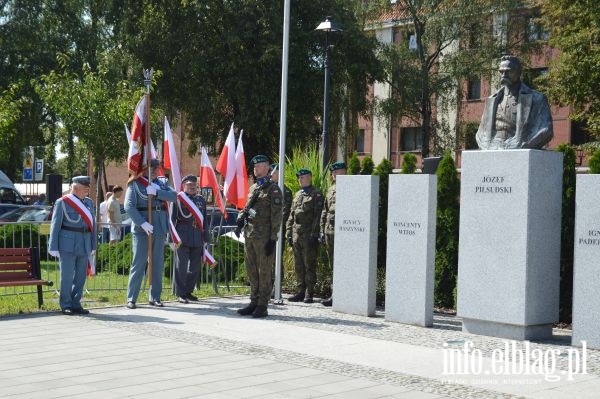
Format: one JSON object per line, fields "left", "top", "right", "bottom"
{"left": 320, "top": 182, "right": 336, "bottom": 235}
{"left": 286, "top": 186, "right": 324, "bottom": 239}
{"left": 241, "top": 180, "right": 283, "bottom": 241}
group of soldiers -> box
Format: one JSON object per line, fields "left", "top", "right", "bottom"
{"left": 48, "top": 154, "right": 346, "bottom": 319}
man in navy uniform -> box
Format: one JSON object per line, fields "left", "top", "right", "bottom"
{"left": 49, "top": 176, "right": 96, "bottom": 315}
{"left": 286, "top": 169, "right": 324, "bottom": 303}
{"left": 236, "top": 155, "right": 283, "bottom": 318}
{"left": 125, "top": 159, "right": 176, "bottom": 309}
{"left": 172, "top": 175, "right": 208, "bottom": 303}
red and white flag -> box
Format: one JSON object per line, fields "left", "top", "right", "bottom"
{"left": 163, "top": 116, "right": 181, "bottom": 190}
{"left": 234, "top": 130, "right": 248, "bottom": 209}
{"left": 204, "top": 249, "right": 216, "bottom": 269}
{"left": 124, "top": 123, "right": 131, "bottom": 143}
{"left": 200, "top": 147, "right": 226, "bottom": 217}
{"left": 216, "top": 123, "right": 238, "bottom": 207}
{"left": 127, "top": 96, "right": 147, "bottom": 175}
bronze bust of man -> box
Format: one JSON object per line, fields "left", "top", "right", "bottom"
{"left": 476, "top": 55, "right": 553, "bottom": 150}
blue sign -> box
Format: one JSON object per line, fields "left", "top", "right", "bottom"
{"left": 23, "top": 168, "right": 33, "bottom": 181}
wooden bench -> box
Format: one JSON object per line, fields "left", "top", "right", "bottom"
{"left": 0, "top": 247, "right": 53, "bottom": 308}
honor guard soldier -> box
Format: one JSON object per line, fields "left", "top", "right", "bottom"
{"left": 236, "top": 155, "right": 283, "bottom": 318}
{"left": 286, "top": 169, "right": 324, "bottom": 303}
{"left": 49, "top": 176, "right": 96, "bottom": 315}
{"left": 172, "top": 175, "right": 208, "bottom": 303}
{"left": 319, "top": 161, "right": 346, "bottom": 306}
{"left": 125, "top": 159, "right": 176, "bottom": 309}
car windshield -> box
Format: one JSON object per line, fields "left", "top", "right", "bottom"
{"left": 18, "top": 208, "right": 50, "bottom": 222}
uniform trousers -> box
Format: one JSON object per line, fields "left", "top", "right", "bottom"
{"left": 127, "top": 231, "right": 166, "bottom": 303}
{"left": 245, "top": 237, "right": 275, "bottom": 306}
{"left": 174, "top": 245, "right": 203, "bottom": 297}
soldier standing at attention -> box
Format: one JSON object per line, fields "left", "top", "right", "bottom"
{"left": 173, "top": 175, "right": 208, "bottom": 304}
{"left": 236, "top": 155, "right": 283, "bottom": 318}
{"left": 319, "top": 161, "right": 346, "bottom": 307}
{"left": 286, "top": 169, "right": 324, "bottom": 303}
{"left": 48, "top": 176, "right": 96, "bottom": 315}
{"left": 125, "top": 159, "right": 176, "bottom": 309}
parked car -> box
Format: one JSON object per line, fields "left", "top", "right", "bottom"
{"left": 0, "top": 205, "right": 52, "bottom": 223}
{"left": 0, "top": 170, "right": 26, "bottom": 205}
{"left": 0, "top": 204, "right": 23, "bottom": 217}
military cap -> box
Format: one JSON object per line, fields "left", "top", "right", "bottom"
{"left": 251, "top": 154, "right": 269, "bottom": 165}
{"left": 72, "top": 176, "right": 91, "bottom": 186}
{"left": 329, "top": 162, "right": 347, "bottom": 172}
{"left": 270, "top": 163, "right": 279, "bottom": 171}
{"left": 150, "top": 158, "right": 160, "bottom": 168}
{"left": 182, "top": 175, "right": 198, "bottom": 184}
{"left": 296, "top": 168, "right": 312, "bottom": 177}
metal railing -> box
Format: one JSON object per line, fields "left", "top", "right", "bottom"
{"left": 0, "top": 221, "right": 246, "bottom": 300}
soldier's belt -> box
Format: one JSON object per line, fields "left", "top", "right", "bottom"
{"left": 62, "top": 225, "right": 91, "bottom": 233}
{"left": 177, "top": 219, "right": 200, "bottom": 228}
{"left": 137, "top": 205, "right": 165, "bottom": 211}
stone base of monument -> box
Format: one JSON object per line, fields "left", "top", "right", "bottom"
{"left": 332, "top": 175, "right": 379, "bottom": 317}
{"left": 572, "top": 175, "right": 600, "bottom": 349}
{"left": 457, "top": 149, "right": 563, "bottom": 341}
{"left": 385, "top": 175, "right": 436, "bottom": 326}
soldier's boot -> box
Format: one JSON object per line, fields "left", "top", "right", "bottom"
{"left": 237, "top": 303, "right": 257, "bottom": 316}
{"left": 303, "top": 292, "right": 314, "bottom": 303}
{"left": 252, "top": 305, "right": 268, "bottom": 318}
{"left": 287, "top": 292, "right": 305, "bottom": 302}
{"left": 321, "top": 297, "right": 332, "bottom": 307}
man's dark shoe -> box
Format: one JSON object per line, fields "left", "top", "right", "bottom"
{"left": 178, "top": 296, "right": 189, "bottom": 304}
{"left": 303, "top": 297, "right": 314, "bottom": 304}
{"left": 61, "top": 308, "right": 74, "bottom": 315}
{"left": 72, "top": 308, "right": 90, "bottom": 315}
{"left": 287, "top": 292, "right": 305, "bottom": 302}
{"left": 321, "top": 297, "right": 332, "bottom": 307}
{"left": 149, "top": 300, "right": 164, "bottom": 307}
{"left": 126, "top": 301, "right": 136, "bottom": 309}
{"left": 237, "top": 303, "right": 257, "bottom": 316}
{"left": 186, "top": 293, "right": 199, "bottom": 302}
{"left": 252, "top": 305, "right": 268, "bottom": 318}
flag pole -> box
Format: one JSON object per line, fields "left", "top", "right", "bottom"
{"left": 143, "top": 68, "right": 154, "bottom": 286}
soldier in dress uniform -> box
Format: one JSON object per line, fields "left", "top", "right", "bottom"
{"left": 125, "top": 159, "right": 176, "bottom": 309}
{"left": 319, "top": 161, "right": 346, "bottom": 307}
{"left": 286, "top": 169, "right": 324, "bottom": 303}
{"left": 236, "top": 155, "right": 283, "bottom": 318}
{"left": 48, "top": 176, "right": 96, "bottom": 315}
{"left": 172, "top": 175, "right": 208, "bottom": 303}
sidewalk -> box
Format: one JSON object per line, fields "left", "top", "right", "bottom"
{"left": 1, "top": 296, "right": 599, "bottom": 398}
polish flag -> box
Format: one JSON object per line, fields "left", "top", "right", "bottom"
{"left": 124, "top": 123, "right": 131, "bottom": 142}
{"left": 216, "top": 123, "right": 238, "bottom": 207}
{"left": 234, "top": 130, "right": 248, "bottom": 209}
{"left": 200, "top": 147, "right": 226, "bottom": 217}
{"left": 163, "top": 117, "right": 181, "bottom": 190}
{"left": 127, "top": 96, "right": 147, "bottom": 175}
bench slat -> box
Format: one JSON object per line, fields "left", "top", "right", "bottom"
{"left": 0, "top": 280, "right": 52, "bottom": 287}
{"left": 0, "top": 271, "right": 34, "bottom": 280}
{"left": 0, "top": 264, "right": 32, "bottom": 271}
{"left": 0, "top": 248, "right": 31, "bottom": 256}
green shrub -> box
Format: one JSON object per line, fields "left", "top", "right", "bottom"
{"left": 374, "top": 158, "right": 394, "bottom": 270}
{"left": 361, "top": 156, "right": 375, "bottom": 175}
{"left": 556, "top": 144, "right": 576, "bottom": 322}
{"left": 0, "top": 224, "right": 48, "bottom": 258}
{"left": 213, "top": 235, "right": 245, "bottom": 283}
{"left": 401, "top": 153, "right": 417, "bottom": 174}
{"left": 589, "top": 148, "right": 600, "bottom": 174}
{"left": 434, "top": 153, "right": 460, "bottom": 309}
{"left": 348, "top": 151, "right": 361, "bottom": 175}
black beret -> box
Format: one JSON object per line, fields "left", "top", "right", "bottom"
{"left": 329, "top": 162, "right": 347, "bottom": 171}
{"left": 296, "top": 168, "right": 312, "bottom": 177}
{"left": 251, "top": 155, "right": 269, "bottom": 165}
{"left": 182, "top": 175, "right": 198, "bottom": 184}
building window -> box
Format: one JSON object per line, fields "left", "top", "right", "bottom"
{"left": 356, "top": 129, "right": 365, "bottom": 153}
{"left": 408, "top": 33, "right": 417, "bottom": 51}
{"left": 400, "top": 127, "right": 422, "bottom": 152}
{"left": 467, "top": 78, "right": 481, "bottom": 100}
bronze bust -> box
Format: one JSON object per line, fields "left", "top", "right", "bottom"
{"left": 476, "top": 55, "right": 553, "bottom": 150}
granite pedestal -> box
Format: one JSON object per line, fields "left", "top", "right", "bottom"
{"left": 332, "top": 175, "right": 379, "bottom": 316}
{"left": 385, "top": 175, "right": 437, "bottom": 326}
{"left": 572, "top": 174, "right": 600, "bottom": 349}
{"left": 457, "top": 150, "right": 563, "bottom": 340}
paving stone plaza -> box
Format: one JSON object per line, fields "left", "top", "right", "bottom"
{"left": 1, "top": 296, "right": 599, "bottom": 398}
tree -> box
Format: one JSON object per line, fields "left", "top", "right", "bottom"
{"left": 374, "top": 158, "right": 394, "bottom": 269}
{"left": 537, "top": 0, "right": 600, "bottom": 138}
{"left": 360, "top": 156, "right": 375, "bottom": 175}
{"left": 374, "top": 0, "right": 538, "bottom": 157}
{"left": 401, "top": 153, "right": 417, "bottom": 174}
{"left": 347, "top": 152, "right": 361, "bottom": 175}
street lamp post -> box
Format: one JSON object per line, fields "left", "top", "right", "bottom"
{"left": 316, "top": 16, "right": 342, "bottom": 171}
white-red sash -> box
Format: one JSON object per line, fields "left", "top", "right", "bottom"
{"left": 137, "top": 177, "right": 182, "bottom": 247}
{"left": 177, "top": 192, "right": 204, "bottom": 230}
{"left": 204, "top": 249, "right": 216, "bottom": 269}
{"left": 62, "top": 194, "right": 95, "bottom": 276}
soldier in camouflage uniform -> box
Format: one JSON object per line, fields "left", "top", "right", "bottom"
{"left": 237, "top": 155, "right": 283, "bottom": 318}
{"left": 319, "top": 161, "right": 346, "bottom": 307}
{"left": 286, "top": 169, "right": 324, "bottom": 303}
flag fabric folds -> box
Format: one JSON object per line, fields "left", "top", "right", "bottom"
{"left": 216, "top": 123, "right": 238, "bottom": 207}
{"left": 163, "top": 116, "right": 181, "bottom": 190}
{"left": 234, "top": 130, "right": 248, "bottom": 209}
{"left": 200, "top": 147, "right": 226, "bottom": 217}
{"left": 127, "top": 96, "right": 147, "bottom": 175}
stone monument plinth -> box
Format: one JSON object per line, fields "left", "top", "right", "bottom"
{"left": 385, "top": 175, "right": 437, "bottom": 326}
{"left": 457, "top": 149, "right": 563, "bottom": 340}
{"left": 332, "top": 175, "right": 379, "bottom": 316}
{"left": 572, "top": 174, "right": 600, "bottom": 349}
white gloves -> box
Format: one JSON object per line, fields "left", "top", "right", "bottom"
{"left": 48, "top": 250, "right": 59, "bottom": 258}
{"left": 146, "top": 185, "right": 157, "bottom": 196}
{"left": 141, "top": 222, "right": 154, "bottom": 235}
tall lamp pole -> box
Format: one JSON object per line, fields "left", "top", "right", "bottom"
{"left": 316, "top": 16, "right": 342, "bottom": 171}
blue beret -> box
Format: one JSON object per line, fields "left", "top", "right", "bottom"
{"left": 72, "top": 176, "right": 90, "bottom": 186}
{"left": 296, "top": 168, "right": 312, "bottom": 177}
{"left": 329, "top": 162, "right": 346, "bottom": 172}
{"left": 182, "top": 175, "right": 197, "bottom": 184}
{"left": 251, "top": 155, "right": 269, "bottom": 165}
